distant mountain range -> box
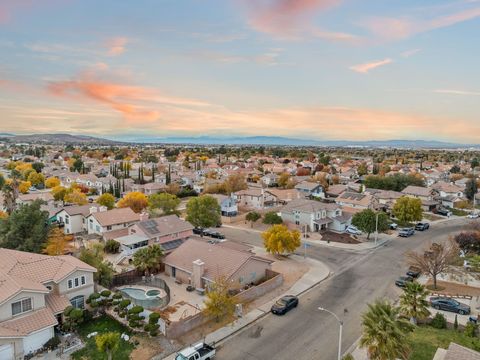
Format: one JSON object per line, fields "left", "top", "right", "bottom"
{"left": 1, "top": 133, "right": 478, "bottom": 148}
{"left": 113, "top": 135, "right": 478, "bottom": 148}
{"left": 1, "top": 133, "right": 120, "bottom": 145}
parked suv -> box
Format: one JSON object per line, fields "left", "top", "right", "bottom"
{"left": 437, "top": 208, "right": 452, "bottom": 217}
{"left": 398, "top": 228, "right": 415, "bottom": 237}
{"left": 430, "top": 297, "right": 471, "bottom": 315}
{"left": 415, "top": 222, "right": 430, "bottom": 231}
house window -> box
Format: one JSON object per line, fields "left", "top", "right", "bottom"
{"left": 81, "top": 276, "right": 86, "bottom": 285}
{"left": 74, "top": 278, "right": 79, "bottom": 287}
{"left": 68, "top": 276, "right": 86, "bottom": 289}
{"left": 107, "top": 226, "right": 112, "bottom": 230}
{"left": 65, "top": 215, "right": 69, "bottom": 225}
{"left": 70, "top": 295, "right": 85, "bottom": 309}
{"left": 11, "top": 298, "right": 32, "bottom": 316}
{"left": 96, "top": 225, "right": 100, "bottom": 232}
{"left": 68, "top": 279, "right": 73, "bottom": 289}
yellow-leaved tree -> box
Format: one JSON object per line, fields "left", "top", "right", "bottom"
{"left": 43, "top": 227, "right": 74, "bottom": 255}
{"left": 64, "top": 189, "right": 88, "bottom": 205}
{"left": 204, "top": 277, "right": 237, "bottom": 322}
{"left": 18, "top": 181, "right": 31, "bottom": 194}
{"left": 27, "top": 171, "right": 45, "bottom": 187}
{"left": 96, "top": 193, "right": 116, "bottom": 210}
{"left": 117, "top": 191, "right": 148, "bottom": 213}
{"left": 45, "top": 177, "right": 61, "bottom": 188}
{"left": 262, "top": 224, "right": 301, "bottom": 256}
{"left": 51, "top": 186, "right": 68, "bottom": 202}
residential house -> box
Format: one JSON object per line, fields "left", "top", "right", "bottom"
{"left": 294, "top": 181, "right": 324, "bottom": 198}
{"left": 433, "top": 342, "right": 480, "bottom": 360}
{"left": 401, "top": 185, "right": 438, "bottom": 211}
{"left": 366, "top": 189, "right": 403, "bottom": 212}
{"left": 55, "top": 204, "right": 104, "bottom": 234}
{"left": 164, "top": 238, "right": 273, "bottom": 290}
{"left": 267, "top": 188, "right": 302, "bottom": 205}
{"left": 260, "top": 173, "right": 278, "bottom": 187}
{"left": 16, "top": 192, "right": 54, "bottom": 206}
{"left": 85, "top": 207, "right": 140, "bottom": 235}
{"left": 210, "top": 194, "right": 238, "bottom": 217}
{"left": 431, "top": 181, "right": 465, "bottom": 208}
{"left": 114, "top": 215, "right": 194, "bottom": 264}
{"left": 234, "top": 188, "right": 278, "bottom": 210}
{"left": 335, "top": 191, "right": 377, "bottom": 210}
{"left": 280, "top": 199, "right": 352, "bottom": 232}
{"left": 0, "top": 249, "right": 95, "bottom": 360}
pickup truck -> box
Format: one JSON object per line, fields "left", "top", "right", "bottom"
{"left": 175, "top": 342, "right": 215, "bottom": 360}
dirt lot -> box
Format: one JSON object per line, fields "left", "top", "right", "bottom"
{"left": 426, "top": 279, "right": 480, "bottom": 297}
{"left": 129, "top": 334, "right": 165, "bottom": 360}
{"left": 319, "top": 231, "right": 361, "bottom": 244}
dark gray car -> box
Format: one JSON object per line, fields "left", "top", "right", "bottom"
{"left": 430, "top": 297, "right": 471, "bottom": 315}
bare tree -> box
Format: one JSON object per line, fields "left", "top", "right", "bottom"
{"left": 406, "top": 240, "right": 458, "bottom": 290}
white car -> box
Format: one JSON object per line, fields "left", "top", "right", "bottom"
{"left": 346, "top": 225, "right": 362, "bottom": 235}
{"left": 467, "top": 213, "right": 479, "bottom": 219}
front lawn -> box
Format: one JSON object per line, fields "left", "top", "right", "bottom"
{"left": 407, "top": 325, "right": 480, "bottom": 360}
{"left": 72, "top": 315, "right": 134, "bottom": 360}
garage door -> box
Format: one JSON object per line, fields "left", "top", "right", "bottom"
{"left": 23, "top": 327, "right": 54, "bottom": 355}
{"left": 0, "top": 343, "right": 14, "bottom": 360}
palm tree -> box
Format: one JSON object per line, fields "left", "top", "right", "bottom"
{"left": 95, "top": 332, "right": 120, "bottom": 360}
{"left": 399, "top": 282, "right": 430, "bottom": 325}
{"left": 132, "top": 245, "right": 164, "bottom": 276}
{"left": 360, "top": 299, "right": 414, "bottom": 360}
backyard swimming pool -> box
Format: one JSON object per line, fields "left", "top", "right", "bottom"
{"left": 119, "top": 286, "right": 168, "bottom": 309}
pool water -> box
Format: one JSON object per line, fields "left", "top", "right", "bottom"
{"left": 121, "top": 288, "right": 149, "bottom": 300}
{"left": 146, "top": 289, "right": 160, "bottom": 297}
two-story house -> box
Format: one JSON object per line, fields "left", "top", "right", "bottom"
{"left": 294, "top": 181, "right": 324, "bottom": 198}
{"left": 85, "top": 207, "right": 140, "bottom": 235}
{"left": 114, "top": 215, "right": 194, "bottom": 264}
{"left": 280, "top": 199, "right": 352, "bottom": 232}
{"left": 335, "top": 191, "right": 377, "bottom": 210}
{"left": 234, "top": 188, "right": 278, "bottom": 210}
{"left": 0, "top": 249, "right": 95, "bottom": 360}
{"left": 431, "top": 181, "right": 465, "bottom": 208}
{"left": 401, "top": 185, "right": 438, "bottom": 211}
{"left": 55, "top": 204, "right": 104, "bottom": 234}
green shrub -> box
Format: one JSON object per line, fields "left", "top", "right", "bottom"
{"left": 118, "top": 299, "right": 131, "bottom": 310}
{"left": 149, "top": 312, "right": 160, "bottom": 324}
{"left": 465, "top": 322, "right": 478, "bottom": 337}
{"left": 100, "top": 290, "right": 111, "bottom": 298}
{"left": 113, "top": 292, "right": 123, "bottom": 299}
{"left": 105, "top": 239, "right": 121, "bottom": 254}
{"left": 128, "top": 305, "right": 144, "bottom": 315}
{"left": 431, "top": 313, "right": 447, "bottom": 329}
{"left": 263, "top": 211, "right": 283, "bottom": 225}
{"left": 144, "top": 323, "right": 160, "bottom": 336}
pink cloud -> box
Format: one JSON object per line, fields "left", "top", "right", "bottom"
{"left": 349, "top": 58, "right": 393, "bottom": 73}
{"left": 106, "top": 37, "right": 128, "bottom": 56}
{"left": 364, "top": 7, "right": 480, "bottom": 41}
{"left": 47, "top": 69, "right": 210, "bottom": 123}
{"left": 241, "top": 0, "right": 357, "bottom": 41}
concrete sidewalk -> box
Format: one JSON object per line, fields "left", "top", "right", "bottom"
{"left": 161, "top": 256, "right": 330, "bottom": 360}
{"left": 305, "top": 234, "right": 392, "bottom": 251}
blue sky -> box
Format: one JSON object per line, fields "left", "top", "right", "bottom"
{"left": 0, "top": 0, "right": 479, "bottom": 143}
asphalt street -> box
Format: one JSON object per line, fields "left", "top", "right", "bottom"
{"left": 216, "top": 218, "right": 470, "bottom": 360}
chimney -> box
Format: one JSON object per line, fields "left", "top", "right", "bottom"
{"left": 139, "top": 212, "right": 149, "bottom": 222}
{"left": 192, "top": 259, "right": 205, "bottom": 289}
{"left": 89, "top": 206, "right": 98, "bottom": 214}
{"left": 99, "top": 206, "right": 108, "bottom": 212}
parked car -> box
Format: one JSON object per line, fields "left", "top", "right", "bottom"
{"left": 193, "top": 227, "right": 204, "bottom": 235}
{"left": 437, "top": 208, "right": 452, "bottom": 217}
{"left": 203, "top": 229, "right": 225, "bottom": 239}
{"left": 398, "top": 228, "right": 415, "bottom": 237}
{"left": 395, "top": 276, "right": 413, "bottom": 287}
{"left": 345, "top": 225, "right": 362, "bottom": 235}
{"left": 468, "top": 213, "right": 480, "bottom": 219}
{"left": 415, "top": 222, "right": 430, "bottom": 231}
{"left": 429, "top": 297, "right": 471, "bottom": 315}
{"left": 390, "top": 222, "right": 398, "bottom": 230}
{"left": 175, "top": 342, "right": 216, "bottom": 360}
{"left": 271, "top": 295, "right": 299, "bottom": 315}
{"left": 406, "top": 266, "right": 421, "bottom": 278}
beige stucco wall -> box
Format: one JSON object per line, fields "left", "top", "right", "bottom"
{"left": 229, "top": 259, "right": 271, "bottom": 289}
{"left": 0, "top": 291, "right": 46, "bottom": 322}
{"left": 57, "top": 270, "right": 95, "bottom": 301}
{"left": 0, "top": 337, "right": 24, "bottom": 360}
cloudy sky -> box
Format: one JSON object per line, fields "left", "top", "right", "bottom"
{"left": 0, "top": 0, "right": 479, "bottom": 143}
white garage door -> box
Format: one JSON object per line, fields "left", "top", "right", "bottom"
{"left": 0, "top": 343, "right": 14, "bottom": 360}
{"left": 23, "top": 327, "right": 54, "bottom": 355}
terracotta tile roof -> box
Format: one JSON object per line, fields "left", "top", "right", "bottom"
{"left": 103, "top": 228, "right": 129, "bottom": 240}
{"left": 402, "top": 185, "right": 432, "bottom": 197}
{"left": 164, "top": 239, "right": 272, "bottom": 281}
{"left": 444, "top": 342, "right": 480, "bottom": 360}
{"left": 0, "top": 307, "right": 57, "bottom": 337}
{"left": 46, "top": 293, "right": 71, "bottom": 315}
{"left": 89, "top": 207, "right": 139, "bottom": 227}
{"left": 136, "top": 215, "right": 193, "bottom": 238}
{"left": 0, "top": 248, "right": 96, "bottom": 304}
{"left": 58, "top": 204, "right": 102, "bottom": 217}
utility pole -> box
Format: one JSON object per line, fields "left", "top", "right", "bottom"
{"left": 374, "top": 211, "right": 379, "bottom": 246}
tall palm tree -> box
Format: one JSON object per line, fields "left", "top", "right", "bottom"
{"left": 360, "top": 299, "right": 414, "bottom": 360}
{"left": 399, "top": 282, "right": 430, "bottom": 325}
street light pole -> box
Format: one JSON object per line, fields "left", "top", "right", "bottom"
{"left": 374, "top": 211, "right": 379, "bottom": 246}
{"left": 318, "top": 307, "right": 343, "bottom": 360}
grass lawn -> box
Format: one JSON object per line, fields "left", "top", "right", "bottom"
{"left": 71, "top": 315, "right": 134, "bottom": 360}
{"left": 408, "top": 325, "right": 480, "bottom": 360}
